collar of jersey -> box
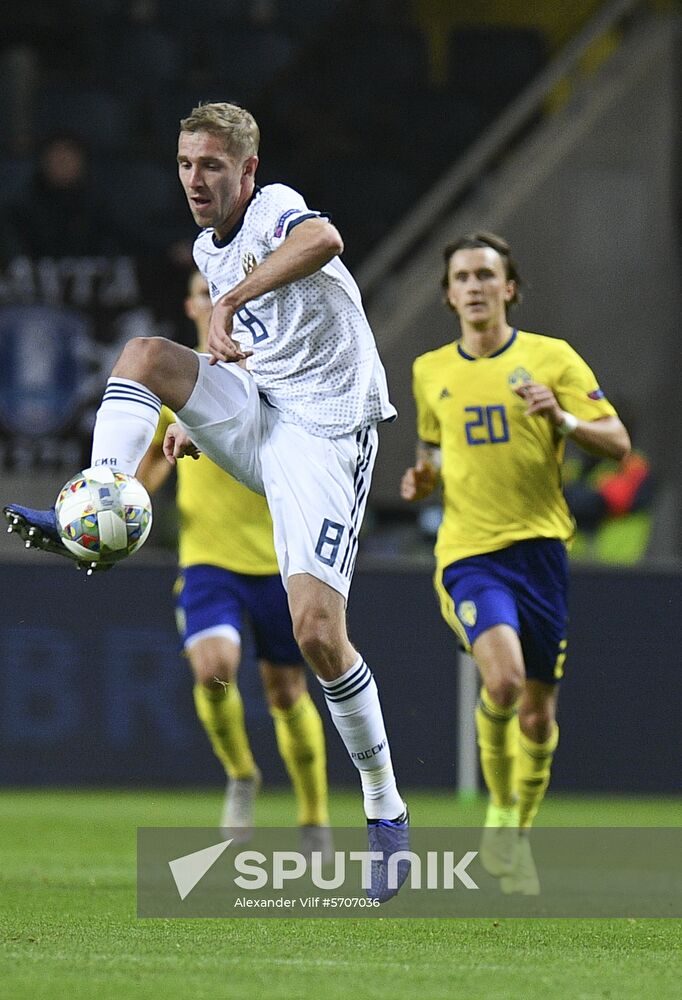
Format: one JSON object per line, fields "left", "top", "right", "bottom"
{"left": 211, "top": 187, "right": 262, "bottom": 248}
{"left": 457, "top": 327, "right": 517, "bottom": 361}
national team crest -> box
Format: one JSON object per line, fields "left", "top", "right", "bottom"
{"left": 242, "top": 251, "right": 257, "bottom": 275}
{"left": 508, "top": 367, "right": 532, "bottom": 392}
{"left": 458, "top": 600, "right": 477, "bottom": 627}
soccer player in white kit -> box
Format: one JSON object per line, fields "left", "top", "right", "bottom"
{"left": 5, "top": 102, "right": 409, "bottom": 902}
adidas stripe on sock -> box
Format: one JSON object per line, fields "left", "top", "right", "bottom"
{"left": 318, "top": 657, "right": 404, "bottom": 820}
{"left": 90, "top": 377, "right": 162, "bottom": 474}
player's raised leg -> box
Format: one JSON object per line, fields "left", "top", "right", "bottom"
{"left": 4, "top": 338, "right": 257, "bottom": 566}
{"left": 90, "top": 338, "right": 199, "bottom": 473}
{"left": 4, "top": 338, "right": 199, "bottom": 562}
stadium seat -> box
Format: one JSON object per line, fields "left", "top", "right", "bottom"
{"left": 33, "top": 87, "right": 132, "bottom": 152}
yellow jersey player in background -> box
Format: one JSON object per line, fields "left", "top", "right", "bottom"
{"left": 138, "top": 272, "right": 331, "bottom": 860}
{"left": 401, "top": 232, "right": 630, "bottom": 893}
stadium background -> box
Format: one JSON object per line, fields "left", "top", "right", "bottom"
{"left": 0, "top": 0, "right": 680, "bottom": 795}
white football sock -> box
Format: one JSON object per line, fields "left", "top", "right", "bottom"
{"left": 318, "top": 656, "right": 405, "bottom": 820}
{"left": 90, "top": 378, "right": 161, "bottom": 474}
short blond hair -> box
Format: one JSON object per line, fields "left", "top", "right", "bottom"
{"left": 179, "top": 102, "right": 260, "bottom": 159}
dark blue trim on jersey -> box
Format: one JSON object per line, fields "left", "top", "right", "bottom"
{"left": 211, "top": 187, "right": 262, "bottom": 248}
{"left": 457, "top": 328, "right": 517, "bottom": 361}
{"left": 284, "top": 211, "right": 331, "bottom": 236}
{"left": 339, "top": 428, "right": 373, "bottom": 578}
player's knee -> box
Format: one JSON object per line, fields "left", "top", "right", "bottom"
{"left": 485, "top": 675, "right": 524, "bottom": 708}
{"left": 194, "top": 672, "right": 227, "bottom": 692}
{"left": 260, "top": 663, "right": 307, "bottom": 709}
{"left": 113, "top": 337, "right": 174, "bottom": 391}
{"left": 188, "top": 650, "right": 237, "bottom": 688}
{"left": 519, "top": 707, "right": 555, "bottom": 743}
{"left": 268, "top": 684, "right": 302, "bottom": 711}
{"left": 295, "top": 630, "right": 335, "bottom": 674}
{"left": 293, "top": 619, "right": 339, "bottom": 676}
{"left": 114, "top": 336, "right": 157, "bottom": 377}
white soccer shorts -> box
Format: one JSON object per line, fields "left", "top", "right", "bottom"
{"left": 177, "top": 354, "right": 377, "bottom": 599}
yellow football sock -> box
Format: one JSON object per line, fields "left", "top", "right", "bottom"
{"left": 193, "top": 682, "right": 256, "bottom": 781}
{"left": 475, "top": 687, "right": 520, "bottom": 807}
{"left": 270, "top": 692, "right": 329, "bottom": 827}
{"left": 517, "top": 724, "right": 559, "bottom": 828}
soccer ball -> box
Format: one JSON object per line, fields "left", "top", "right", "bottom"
{"left": 55, "top": 466, "right": 152, "bottom": 565}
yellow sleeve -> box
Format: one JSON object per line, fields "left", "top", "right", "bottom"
{"left": 413, "top": 358, "right": 441, "bottom": 445}
{"left": 553, "top": 343, "right": 617, "bottom": 422}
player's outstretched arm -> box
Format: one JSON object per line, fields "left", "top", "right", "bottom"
{"left": 515, "top": 383, "right": 630, "bottom": 459}
{"left": 207, "top": 218, "right": 343, "bottom": 365}
{"left": 562, "top": 414, "right": 630, "bottom": 460}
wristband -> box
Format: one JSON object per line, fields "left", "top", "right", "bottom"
{"left": 557, "top": 411, "right": 579, "bottom": 436}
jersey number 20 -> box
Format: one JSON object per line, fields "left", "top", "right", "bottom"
{"left": 464, "top": 405, "right": 509, "bottom": 445}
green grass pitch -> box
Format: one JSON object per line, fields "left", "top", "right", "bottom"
{"left": 1, "top": 788, "right": 680, "bottom": 999}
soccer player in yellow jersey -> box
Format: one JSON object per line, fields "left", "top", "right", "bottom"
{"left": 137, "top": 272, "right": 331, "bottom": 859}
{"left": 401, "top": 232, "right": 630, "bottom": 893}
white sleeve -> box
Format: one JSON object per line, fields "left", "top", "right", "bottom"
{"left": 256, "top": 184, "right": 329, "bottom": 251}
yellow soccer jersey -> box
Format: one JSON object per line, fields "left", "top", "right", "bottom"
{"left": 413, "top": 329, "right": 617, "bottom": 568}
{"left": 154, "top": 407, "right": 279, "bottom": 574}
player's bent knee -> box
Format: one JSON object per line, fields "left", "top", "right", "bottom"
{"left": 113, "top": 336, "right": 161, "bottom": 376}
{"left": 268, "top": 686, "right": 302, "bottom": 710}
{"left": 194, "top": 674, "right": 228, "bottom": 692}
{"left": 294, "top": 627, "right": 343, "bottom": 678}
{"left": 262, "top": 670, "right": 306, "bottom": 710}
{"left": 189, "top": 652, "right": 238, "bottom": 689}
{"left": 295, "top": 629, "right": 333, "bottom": 666}
{"left": 113, "top": 337, "right": 195, "bottom": 398}
{"left": 519, "top": 708, "right": 555, "bottom": 743}
{"left": 485, "top": 676, "right": 524, "bottom": 708}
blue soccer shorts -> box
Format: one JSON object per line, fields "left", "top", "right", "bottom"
{"left": 438, "top": 538, "right": 569, "bottom": 684}
{"left": 175, "top": 564, "right": 302, "bottom": 665}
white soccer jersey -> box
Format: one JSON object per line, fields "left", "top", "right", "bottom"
{"left": 192, "top": 183, "right": 396, "bottom": 437}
